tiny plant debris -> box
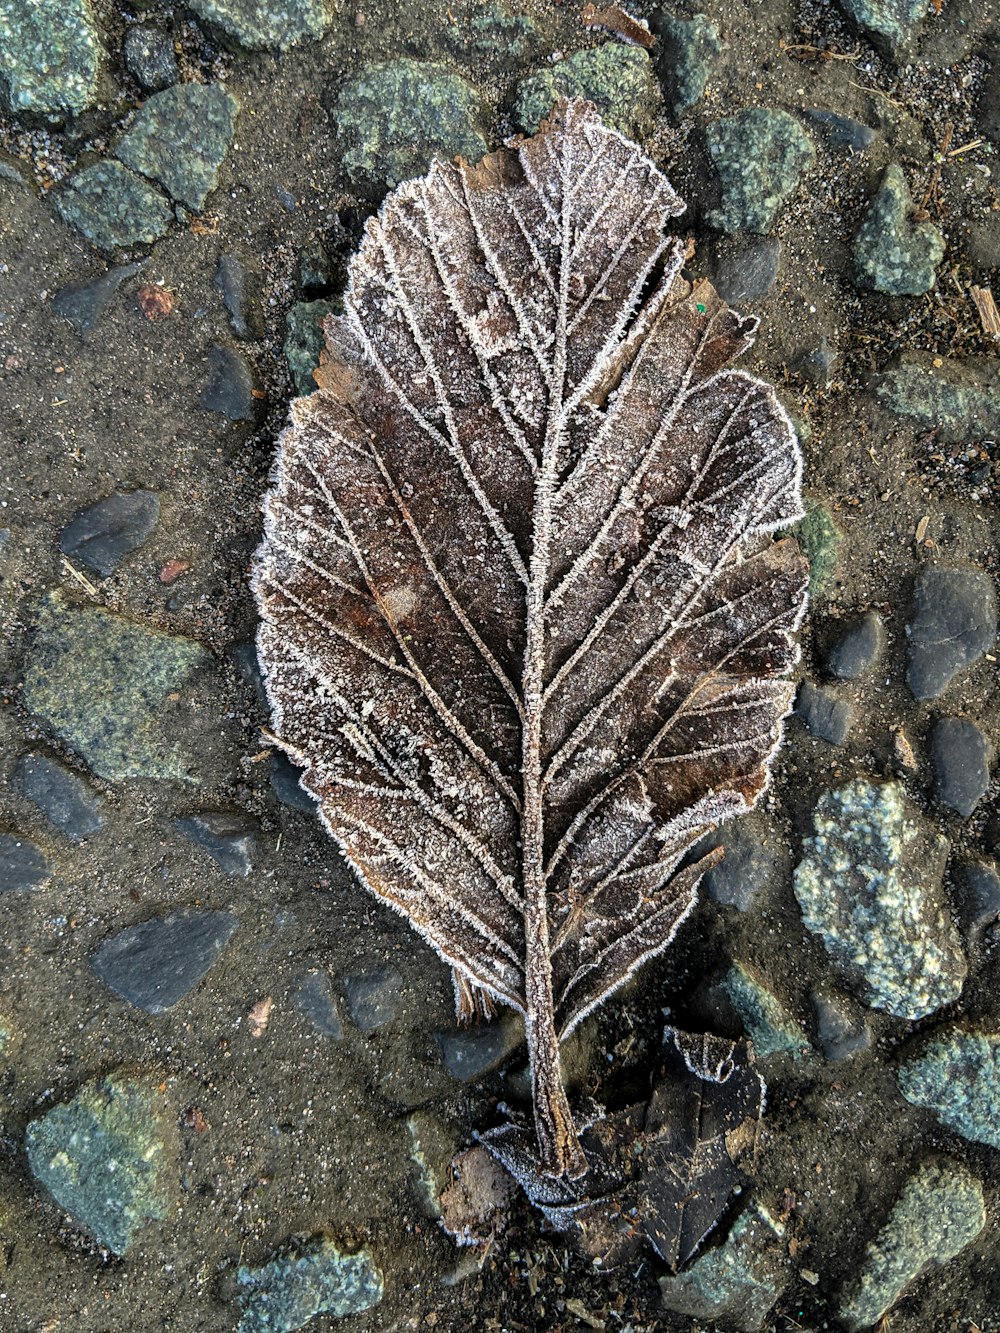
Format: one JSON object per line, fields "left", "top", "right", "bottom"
{"left": 253, "top": 100, "right": 807, "bottom": 1178}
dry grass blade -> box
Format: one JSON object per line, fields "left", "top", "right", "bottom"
{"left": 253, "top": 100, "right": 808, "bottom": 1177}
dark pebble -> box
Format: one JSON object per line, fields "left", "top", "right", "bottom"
{"left": 797, "top": 680, "right": 853, "bottom": 745}
{"left": 174, "top": 811, "right": 257, "bottom": 876}
{"left": 230, "top": 640, "right": 268, "bottom": 709}
{"left": 269, "top": 752, "right": 318, "bottom": 814}
{"left": 805, "top": 109, "right": 876, "bottom": 151}
{"left": 707, "top": 236, "right": 781, "bottom": 306}
{"left": 703, "top": 822, "right": 779, "bottom": 912}
{"left": 0, "top": 832, "right": 51, "bottom": 892}
{"left": 342, "top": 963, "right": 403, "bottom": 1033}
{"left": 12, "top": 753, "right": 104, "bottom": 841}
{"left": 795, "top": 334, "right": 837, "bottom": 387}
{"left": 813, "top": 991, "right": 871, "bottom": 1061}
{"left": 200, "top": 343, "right": 256, "bottom": 420}
{"left": 294, "top": 968, "right": 344, "bottom": 1038}
{"left": 930, "top": 717, "right": 992, "bottom": 817}
{"left": 437, "top": 1023, "right": 515, "bottom": 1081}
{"left": 906, "top": 567, "right": 998, "bottom": 700}
{"left": 214, "top": 254, "right": 263, "bottom": 341}
{"left": 91, "top": 910, "right": 239, "bottom": 1012}
{"left": 298, "top": 239, "right": 334, "bottom": 295}
{"left": 52, "top": 261, "right": 144, "bottom": 338}
{"left": 59, "top": 489, "right": 159, "bottom": 577}
{"left": 827, "top": 611, "right": 885, "bottom": 679}
{"left": 955, "top": 861, "right": 1000, "bottom": 937}
{"left": 123, "top": 24, "right": 179, "bottom": 92}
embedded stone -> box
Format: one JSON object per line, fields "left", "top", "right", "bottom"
{"left": 59, "top": 489, "right": 159, "bottom": 577}
{"left": 116, "top": 82, "right": 239, "bottom": 211}
{"left": 854, "top": 164, "right": 944, "bottom": 295}
{"left": 906, "top": 567, "right": 997, "bottom": 700}
{"left": 91, "top": 910, "right": 240, "bottom": 1012}
{"left": 55, "top": 161, "right": 173, "bottom": 253}
{"left": 706, "top": 110, "right": 814, "bottom": 234}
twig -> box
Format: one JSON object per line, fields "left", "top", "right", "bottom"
{"left": 60, "top": 556, "right": 100, "bottom": 599}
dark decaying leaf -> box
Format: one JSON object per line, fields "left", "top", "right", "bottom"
{"left": 252, "top": 99, "right": 807, "bottom": 1176}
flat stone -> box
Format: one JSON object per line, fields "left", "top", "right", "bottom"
{"left": 899, "top": 1027, "right": 1000, "bottom": 1148}
{"left": 91, "top": 910, "right": 239, "bottom": 1012}
{"left": 124, "top": 24, "right": 178, "bottom": 92}
{"left": 836, "top": 0, "right": 927, "bottom": 60}
{"left": 59, "top": 489, "right": 159, "bottom": 577}
{"left": 342, "top": 963, "right": 403, "bottom": 1033}
{"left": 837, "top": 1160, "right": 985, "bottom": 1331}
{"left": 55, "top": 160, "right": 173, "bottom": 254}
{"left": 906, "top": 567, "right": 997, "bottom": 700}
{"left": 515, "top": 45, "right": 660, "bottom": 139}
{"left": 333, "top": 60, "right": 487, "bottom": 193}
{"left": 954, "top": 861, "right": 1000, "bottom": 937}
{"left": 463, "top": 3, "right": 540, "bottom": 61}
{"left": 806, "top": 108, "right": 877, "bottom": 150}
{"left": 52, "top": 261, "right": 144, "bottom": 337}
{"left": 708, "top": 236, "right": 781, "bottom": 306}
{"left": 200, "top": 343, "right": 256, "bottom": 420}
{"left": 793, "top": 779, "right": 966, "bottom": 1019}
{"left": 0, "top": 831, "right": 50, "bottom": 892}
{"left": 436, "top": 1017, "right": 521, "bottom": 1081}
{"left": 657, "top": 13, "right": 723, "bottom": 116}
{"left": 876, "top": 352, "right": 1000, "bottom": 443}
{"left": 0, "top": 0, "right": 102, "bottom": 117}
{"left": 285, "top": 299, "right": 336, "bottom": 395}
{"left": 26, "top": 1073, "right": 177, "bottom": 1256}
{"left": 790, "top": 499, "right": 841, "bottom": 598}
{"left": 812, "top": 990, "right": 871, "bottom": 1061}
{"left": 23, "top": 594, "right": 207, "bottom": 781}
{"left": 706, "top": 110, "right": 814, "bottom": 234}
{"left": 215, "top": 254, "right": 264, "bottom": 340}
{"left": 235, "top": 1234, "right": 383, "bottom": 1332}
{"left": 269, "top": 753, "right": 318, "bottom": 814}
{"left": 796, "top": 680, "right": 853, "bottom": 745}
{"left": 12, "top": 753, "right": 104, "bottom": 841}
{"left": 116, "top": 83, "right": 239, "bottom": 211}
{"left": 930, "top": 717, "right": 991, "bottom": 817}
{"left": 854, "top": 164, "right": 944, "bottom": 295}
{"left": 703, "top": 822, "right": 783, "bottom": 912}
{"left": 189, "top": 0, "right": 330, "bottom": 50}
{"left": 719, "top": 964, "right": 810, "bottom": 1060}
{"left": 826, "top": 610, "right": 885, "bottom": 678}
{"left": 294, "top": 968, "right": 343, "bottom": 1039}
{"left": 174, "top": 811, "right": 257, "bottom": 876}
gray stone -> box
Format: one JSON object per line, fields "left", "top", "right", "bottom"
{"left": 826, "top": 611, "right": 885, "bottom": 679}
{"left": 899, "top": 1029, "right": 1000, "bottom": 1147}
{"left": 294, "top": 968, "right": 343, "bottom": 1039}
{"left": 437, "top": 1018, "right": 520, "bottom": 1081}
{"left": 333, "top": 60, "right": 487, "bottom": 193}
{"left": 657, "top": 13, "right": 723, "bottom": 116}
{"left": 514, "top": 45, "right": 660, "bottom": 139}
{"left": 52, "top": 261, "right": 144, "bottom": 337}
{"left": 174, "top": 811, "right": 257, "bottom": 876}
{"left": 659, "top": 1201, "right": 788, "bottom": 1330}
{"left": 23, "top": 594, "right": 207, "bottom": 781}
{"left": 12, "top": 753, "right": 104, "bottom": 841}
{"left": 342, "top": 964, "right": 403, "bottom": 1033}
{"left": 876, "top": 353, "right": 1000, "bottom": 443}
{"left": 930, "top": 717, "right": 991, "bottom": 817}
{"left": 55, "top": 161, "right": 174, "bottom": 254}
{"left": 236, "top": 1233, "right": 383, "bottom": 1332}
{"left": 955, "top": 861, "right": 1000, "bottom": 937}
{"left": 838, "top": 1160, "right": 985, "bottom": 1331}
{"left": 215, "top": 254, "right": 264, "bottom": 341}
{"left": 854, "top": 165, "right": 944, "bottom": 295}
{"left": 0, "top": 831, "right": 50, "bottom": 892}
{"left": 269, "top": 753, "right": 318, "bottom": 814}
{"left": 708, "top": 237, "right": 781, "bottom": 306}
{"left": 26, "top": 1073, "right": 177, "bottom": 1256}
{"left": 806, "top": 109, "right": 877, "bottom": 151}
{"left": 190, "top": 0, "right": 330, "bottom": 50}
{"left": 706, "top": 110, "right": 814, "bottom": 235}
{"left": 796, "top": 680, "right": 853, "bottom": 745}
{"left": 719, "top": 964, "right": 810, "bottom": 1059}
{"left": 92, "top": 910, "right": 239, "bottom": 1013}
{"left": 906, "top": 567, "right": 997, "bottom": 700}
{"left": 200, "top": 343, "right": 256, "bottom": 420}
{"left": 793, "top": 779, "right": 966, "bottom": 1020}
{"left": 116, "top": 83, "right": 238, "bottom": 212}
{"left": 836, "top": 0, "right": 927, "bottom": 60}
{"left": 123, "top": 24, "right": 178, "bottom": 92}
{"left": 0, "top": 0, "right": 102, "bottom": 118}
{"left": 59, "top": 489, "right": 159, "bottom": 577}
{"left": 285, "top": 300, "right": 336, "bottom": 396}
{"left": 795, "top": 335, "right": 837, "bottom": 387}
{"left": 703, "top": 822, "right": 781, "bottom": 912}
{"left": 813, "top": 990, "right": 871, "bottom": 1061}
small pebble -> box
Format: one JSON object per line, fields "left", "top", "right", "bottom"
{"left": 708, "top": 236, "right": 781, "bottom": 306}
{"left": 59, "top": 489, "right": 159, "bottom": 577}
{"left": 215, "top": 253, "right": 264, "bottom": 340}
{"left": 930, "top": 717, "right": 992, "bottom": 817}
{"left": 796, "top": 680, "right": 853, "bottom": 746}
{"left": 294, "top": 968, "right": 343, "bottom": 1039}
{"left": 12, "top": 752, "right": 104, "bottom": 841}
{"left": 174, "top": 810, "right": 257, "bottom": 876}
{"left": 342, "top": 963, "right": 403, "bottom": 1033}
{"left": 437, "top": 1021, "right": 518, "bottom": 1081}
{"left": 91, "top": 910, "right": 239, "bottom": 1012}
{"left": 906, "top": 567, "right": 997, "bottom": 700}
{"left": 805, "top": 109, "right": 876, "bottom": 151}
{"left": 0, "top": 831, "right": 51, "bottom": 892}
{"left": 123, "top": 24, "right": 179, "bottom": 91}
{"left": 200, "top": 343, "right": 256, "bottom": 420}
{"left": 812, "top": 990, "right": 871, "bottom": 1062}
{"left": 269, "top": 753, "right": 318, "bottom": 813}
{"left": 826, "top": 611, "right": 885, "bottom": 679}
{"left": 954, "top": 861, "right": 1000, "bottom": 937}
{"left": 52, "top": 261, "right": 144, "bottom": 337}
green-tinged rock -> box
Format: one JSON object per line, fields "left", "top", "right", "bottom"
{"left": 26, "top": 1074, "right": 177, "bottom": 1255}
{"left": 116, "top": 82, "right": 239, "bottom": 211}
{"left": 188, "top": 0, "right": 329, "bottom": 50}
{"left": 659, "top": 1201, "right": 788, "bottom": 1330}
{"left": 407, "top": 1110, "right": 461, "bottom": 1219}
{"left": 0, "top": 0, "right": 102, "bottom": 117}
{"left": 514, "top": 45, "right": 660, "bottom": 138}
{"left": 463, "top": 3, "right": 539, "bottom": 60}
{"left": 790, "top": 498, "right": 841, "bottom": 598}
{"left": 793, "top": 780, "right": 965, "bottom": 1020}
{"left": 838, "top": 1160, "right": 985, "bottom": 1331}
{"left": 854, "top": 164, "right": 944, "bottom": 295}
{"left": 706, "top": 110, "right": 814, "bottom": 234}
{"left": 333, "top": 60, "right": 487, "bottom": 193}
{"left": 899, "top": 1028, "right": 1000, "bottom": 1148}
{"left": 236, "top": 1234, "right": 383, "bottom": 1332}
{"left": 658, "top": 13, "right": 723, "bottom": 115}
{"left": 720, "top": 965, "right": 810, "bottom": 1060}
{"left": 285, "top": 300, "right": 336, "bottom": 396}
{"left": 23, "top": 594, "right": 207, "bottom": 782}
{"left": 55, "top": 160, "right": 173, "bottom": 253}
{"left": 837, "top": 0, "right": 926, "bottom": 59}
{"left": 876, "top": 353, "right": 1000, "bottom": 443}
